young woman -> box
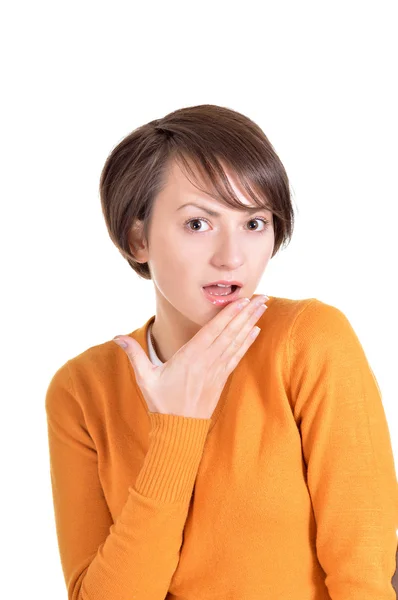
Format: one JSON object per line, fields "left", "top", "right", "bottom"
{"left": 45, "top": 104, "right": 398, "bottom": 599}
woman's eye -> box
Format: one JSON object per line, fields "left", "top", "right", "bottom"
{"left": 184, "top": 217, "right": 270, "bottom": 233}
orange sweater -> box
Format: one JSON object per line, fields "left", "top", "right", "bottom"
{"left": 45, "top": 295, "right": 398, "bottom": 599}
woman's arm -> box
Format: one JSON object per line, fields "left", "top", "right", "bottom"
{"left": 45, "top": 361, "right": 211, "bottom": 600}
{"left": 289, "top": 299, "right": 398, "bottom": 600}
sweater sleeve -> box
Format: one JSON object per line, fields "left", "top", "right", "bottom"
{"left": 45, "top": 361, "right": 211, "bottom": 600}
{"left": 289, "top": 299, "right": 398, "bottom": 600}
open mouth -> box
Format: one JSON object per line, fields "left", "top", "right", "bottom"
{"left": 203, "top": 284, "right": 239, "bottom": 296}
{"left": 202, "top": 284, "right": 242, "bottom": 305}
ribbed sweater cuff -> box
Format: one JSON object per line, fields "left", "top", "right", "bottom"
{"left": 134, "top": 412, "right": 212, "bottom": 503}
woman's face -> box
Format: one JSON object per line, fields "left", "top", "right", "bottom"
{"left": 130, "top": 158, "right": 275, "bottom": 330}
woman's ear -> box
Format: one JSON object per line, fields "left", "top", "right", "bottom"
{"left": 128, "top": 219, "right": 148, "bottom": 263}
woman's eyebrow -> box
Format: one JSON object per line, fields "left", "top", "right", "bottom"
{"left": 176, "top": 202, "right": 265, "bottom": 217}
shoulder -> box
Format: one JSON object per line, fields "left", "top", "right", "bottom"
{"left": 267, "top": 296, "right": 343, "bottom": 321}
{"left": 69, "top": 338, "right": 123, "bottom": 381}
{"left": 49, "top": 337, "right": 122, "bottom": 383}
{"left": 264, "top": 294, "right": 346, "bottom": 337}
{"left": 45, "top": 337, "right": 129, "bottom": 416}
{"left": 285, "top": 296, "right": 358, "bottom": 353}
{"left": 270, "top": 296, "right": 367, "bottom": 381}
{"left": 264, "top": 295, "right": 358, "bottom": 360}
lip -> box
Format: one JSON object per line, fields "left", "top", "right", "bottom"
{"left": 203, "top": 280, "right": 243, "bottom": 287}
{"left": 202, "top": 284, "right": 242, "bottom": 306}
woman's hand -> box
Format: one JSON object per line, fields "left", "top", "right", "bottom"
{"left": 113, "top": 295, "right": 268, "bottom": 419}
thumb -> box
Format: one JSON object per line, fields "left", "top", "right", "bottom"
{"left": 112, "top": 336, "right": 153, "bottom": 382}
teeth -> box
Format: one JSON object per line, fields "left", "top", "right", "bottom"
{"left": 203, "top": 283, "right": 237, "bottom": 296}
{"left": 208, "top": 290, "right": 231, "bottom": 296}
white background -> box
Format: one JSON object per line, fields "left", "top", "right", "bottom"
{"left": 1, "top": 1, "right": 397, "bottom": 597}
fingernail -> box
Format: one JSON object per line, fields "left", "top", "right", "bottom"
{"left": 237, "top": 298, "right": 250, "bottom": 309}
{"left": 255, "top": 304, "right": 268, "bottom": 316}
{"left": 113, "top": 337, "right": 128, "bottom": 349}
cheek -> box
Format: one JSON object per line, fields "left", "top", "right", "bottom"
{"left": 150, "top": 239, "right": 199, "bottom": 284}
{"left": 257, "top": 237, "right": 275, "bottom": 268}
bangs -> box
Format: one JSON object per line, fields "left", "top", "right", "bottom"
{"left": 171, "top": 148, "right": 285, "bottom": 221}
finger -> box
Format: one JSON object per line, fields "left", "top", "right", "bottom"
{"left": 223, "top": 324, "right": 263, "bottom": 374}
{"left": 208, "top": 295, "right": 267, "bottom": 361}
{"left": 184, "top": 294, "right": 267, "bottom": 359}
{"left": 219, "top": 301, "right": 267, "bottom": 363}
{"left": 113, "top": 336, "right": 154, "bottom": 384}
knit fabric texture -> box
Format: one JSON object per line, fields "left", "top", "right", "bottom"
{"left": 45, "top": 294, "right": 398, "bottom": 599}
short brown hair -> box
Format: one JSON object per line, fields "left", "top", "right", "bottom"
{"left": 99, "top": 104, "right": 296, "bottom": 280}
